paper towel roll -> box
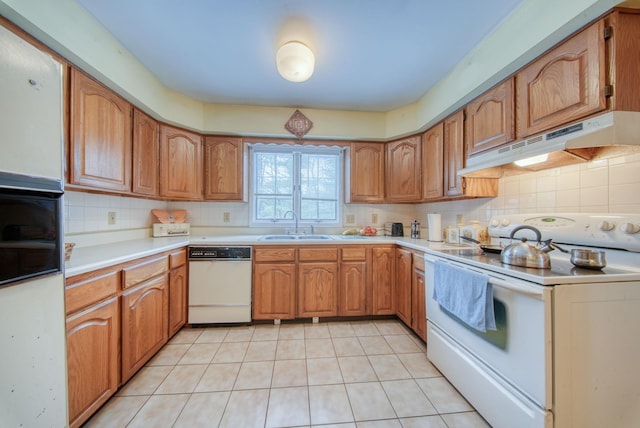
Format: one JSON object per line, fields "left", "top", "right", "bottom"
{"left": 427, "top": 213, "right": 442, "bottom": 242}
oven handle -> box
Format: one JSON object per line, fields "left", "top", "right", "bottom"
{"left": 425, "top": 254, "right": 544, "bottom": 298}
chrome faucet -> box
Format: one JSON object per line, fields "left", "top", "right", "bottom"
{"left": 283, "top": 210, "right": 299, "bottom": 234}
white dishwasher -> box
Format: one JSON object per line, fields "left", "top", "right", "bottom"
{"left": 188, "top": 246, "right": 252, "bottom": 324}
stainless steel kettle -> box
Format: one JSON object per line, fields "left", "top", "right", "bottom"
{"left": 501, "top": 225, "right": 553, "bottom": 269}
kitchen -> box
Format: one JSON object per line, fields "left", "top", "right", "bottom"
{"left": 2, "top": 0, "right": 640, "bottom": 427}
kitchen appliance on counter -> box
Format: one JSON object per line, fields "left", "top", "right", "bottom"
{"left": 425, "top": 213, "right": 640, "bottom": 428}
{"left": 384, "top": 222, "right": 404, "bottom": 236}
{"left": 152, "top": 223, "right": 190, "bottom": 237}
{"left": 188, "top": 245, "right": 252, "bottom": 324}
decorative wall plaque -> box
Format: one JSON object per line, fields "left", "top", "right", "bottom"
{"left": 285, "top": 109, "right": 313, "bottom": 139}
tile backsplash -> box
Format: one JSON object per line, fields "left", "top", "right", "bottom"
{"left": 64, "top": 153, "right": 640, "bottom": 240}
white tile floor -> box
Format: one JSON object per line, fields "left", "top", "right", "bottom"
{"left": 85, "top": 319, "right": 490, "bottom": 428}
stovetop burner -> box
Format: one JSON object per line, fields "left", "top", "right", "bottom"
{"left": 436, "top": 247, "right": 639, "bottom": 285}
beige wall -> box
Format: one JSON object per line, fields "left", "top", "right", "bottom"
{"left": 0, "top": 0, "right": 624, "bottom": 140}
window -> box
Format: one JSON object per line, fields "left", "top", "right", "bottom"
{"left": 250, "top": 144, "right": 343, "bottom": 226}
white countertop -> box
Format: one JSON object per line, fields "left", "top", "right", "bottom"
{"left": 64, "top": 234, "right": 455, "bottom": 277}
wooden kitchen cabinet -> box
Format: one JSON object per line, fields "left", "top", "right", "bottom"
{"left": 386, "top": 136, "right": 422, "bottom": 202}
{"left": 121, "top": 274, "right": 168, "bottom": 383}
{"left": 348, "top": 142, "right": 385, "bottom": 203}
{"left": 159, "top": 124, "right": 203, "bottom": 199}
{"left": 422, "top": 123, "right": 444, "bottom": 200}
{"left": 372, "top": 246, "right": 395, "bottom": 315}
{"left": 203, "top": 136, "right": 244, "bottom": 200}
{"left": 69, "top": 68, "right": 132, "bottom": 192}
{"left": 466, "top": 78, "right": 516, "bottom": 156}
{"left": 411, "top": 252, "right": 427, "bottom": 341}
{"left": 253, "top": 247, "right": 297, "bottom": 320}
{"left": 66, "top": 296, "right": 119, "bottom": 428}
{"left": 395, "top": 247, "right": 413, "bottom": 325}
{"left": 168, "top": 249, "right": 187, "bottom": 337}
{"left": 132, "top": 108, "right": 159, "bottom": 196}
{"left": 339, "top": 246, "right": 369, "bottom": 316}
{"left": 298, "top": 246, "right": 338, "bottom": 317}
{"left": 443, "top": 110, "right": 465, "bottom": 198}
{"left": 516, "top": 21, "right": 606, "bottom": 138}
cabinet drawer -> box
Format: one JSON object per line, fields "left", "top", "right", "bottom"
{"left": 123, "top": 255, "right": 168, "bottom": 289}
{"left": 254, "top": 247, "right": 296, "bottom": 262}
{"left": 299, "top": 247, "right": 338, "bottom": 262}
{"left": 169, "top": 249, "right": 187, "bottom": 268}
{"left": 65, "top": 269, "right": 120, "bottom": 315}
{"left": 341, "top": 247, "right": 367, "bottom": 261}
{"left": 413, "top": 252, "right": 425, "bottom": 272}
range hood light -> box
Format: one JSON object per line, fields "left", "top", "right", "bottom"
{"left": 514, "top": 153, "right": 549, "bottom": 167}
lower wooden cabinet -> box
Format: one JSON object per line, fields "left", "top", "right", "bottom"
{"left": 121, "top": 274, "right": 169, "bottom": 383}
{"left": 298, "top": 262, "right": 339, "bottom": 317}
{"left": 253, "top": 262, "right": 297, "bottom": 320}
{"left": 372, "top": 246, "right": 395, "bottom": 315}
{"left": 66, "top": 296, "right": 119, "bottom": 428}
{"left": 412, "top": 266, "right": 427, "bottom": 340}
{"left": 168, "top": 249, "right": 188, "bottom": 337}
{"left": 65, "top": 247, "right": 187, "bottom": 427}
{"left": 395, "top": 248, "right": 413, "bottom": 325}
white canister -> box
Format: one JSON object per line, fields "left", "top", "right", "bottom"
{"left": 443, "top": 226, "right": 460, "bottom": 244}
{"left": 459, "top": 220, "right": 489, "bottom": 244}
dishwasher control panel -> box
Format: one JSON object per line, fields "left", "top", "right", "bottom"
{"left": 188, "top": 246, "right": 252, "bottom": 260}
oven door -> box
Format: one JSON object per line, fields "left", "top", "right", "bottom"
{"left": 425, "top": 254, "right": 552, "bottom": 411}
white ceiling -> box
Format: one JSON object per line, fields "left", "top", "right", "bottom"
{"left": 76, "top": 0, "right": 525, "bottom": 112}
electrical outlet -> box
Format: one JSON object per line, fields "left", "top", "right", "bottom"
{"left": 372, "top": 212, "right": 378, "bottom": 224}
{"left": 346, "top": 214, "right": 355, "bottom": 224}
{"left": 223, "top": 212, "right": 231, "bottom": 222}
{"left": 107, "top": 211, "right": 116, "bottom": 225}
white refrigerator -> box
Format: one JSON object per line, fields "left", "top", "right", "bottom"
{"left": 0, "top": 24, "right": 68, "bottom": 426}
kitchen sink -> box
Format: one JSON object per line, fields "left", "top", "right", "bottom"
{"left": 259, "top": 234, "right": 333, "bottom": 241}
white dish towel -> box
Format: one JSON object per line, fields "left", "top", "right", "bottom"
{"left": 433, "top": 260, "right": 497, "bottom": 332}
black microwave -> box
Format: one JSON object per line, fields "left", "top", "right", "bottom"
{"left": 0, "top": 171, "right": 64, "bottom": 287}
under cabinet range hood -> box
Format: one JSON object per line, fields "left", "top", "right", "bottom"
{"left": 459, "top": 111, "right": 640, "bottom": 178}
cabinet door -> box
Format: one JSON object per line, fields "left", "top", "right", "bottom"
{"left": 121, "top": 275, "right": 168, "bottom": 383}
{"left": 422, "top": 123, "right": 444, "bottom": 200}
{"left": 466, "top": 78, "right": 515, "bottom": 156}
{"left": 386, "top": 136, "right": 422, "bottom": 202}
{"left": 132, "top": 109, "right": 159, "bottom": 196}
{"left": 168, "top": 264, "right": 187, "bottom": 337}
{"left": 253, "top": 263, "right": 297, "bottom": 320}
{"left": 412, "top": 268, "right": 427, "bottom": 341}
{"left": 395, "top": 248, "right": 413, "bottom": 325}
{"left": 339, "top": 261, "right": 368, "bottom": 316}
{"left": 67, "top": 296, "right": 119, "bottom": 428}
{"left": 159, "top": 125, "right": 203, "bottom": 199}
{"left": 69, "top": 69, "right": 132, "bottom": 192}
{"left": 349, "top": 142, "right": 385, "bottom": 203}
{"left": 203, "top": 136, "right": 244, "bottom": 200}
{"left": 298, "top": 262, "right": 338, "bottom": 318}
{"left": 516, "top": 21, "right": 605, "bottom": 137}
{"left": 372, "top": 246, "right": 395, "bottom": 315}
{"left": 443, "top": 110, "right": 465, "bottom": 198}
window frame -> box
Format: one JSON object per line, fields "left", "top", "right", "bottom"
{"left": 249, "top": 143, "right": 344, "bottom": 228}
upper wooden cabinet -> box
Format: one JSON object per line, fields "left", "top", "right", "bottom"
{"left": 516, "top": 21, "right": 606, "bottom": 138}
{"left": 348, "top": 142, "right": 385, "bottom": 203}
{"left": 386, "top": 136, "right": 422, "bottom": 202}
{"left": 203, "top": 136, "right": 244, "bottom": 200}
{"left": 69, "top": 69, "right": 132, "bottom": 192}
{"left": 132, "top": 109, "right": 159, "bottom": 196}
{"left": 443, "top": 110, "right": 465, "bottom": 198}
{"left": 159, "top": 124, "right": 203, "bottom": 199}
{"left": 422, "top": 123, "right": 444, "bottom": 200}
{"left": 466, "top": 78, "right": 516, "bottom": 156}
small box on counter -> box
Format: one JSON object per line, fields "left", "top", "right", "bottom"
{"left": 153, "top": 223, "right": 190, "bottom": 237}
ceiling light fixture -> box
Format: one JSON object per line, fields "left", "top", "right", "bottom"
{"left": 276, "top": 41, "right": 315, "bottom": 82}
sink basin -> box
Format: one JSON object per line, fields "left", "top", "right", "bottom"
{"left": 259, "top": 234, "right": 333, "bottom": 241}
{"left": 259, "top": 235, "right": 296, "bottom": 240}
{"left": 296, "top": 235, "right": 333, "bottom": 240}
